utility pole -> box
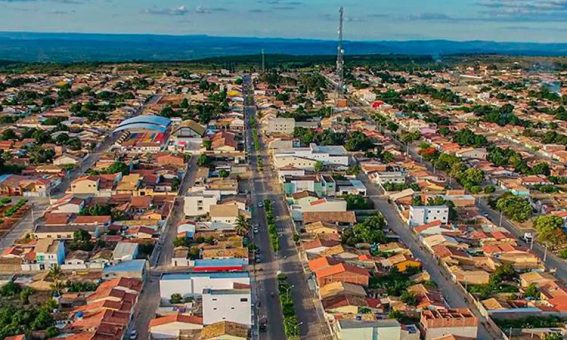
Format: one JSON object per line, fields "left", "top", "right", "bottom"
{"left": 336, "top": 6, "right": 345, "bottom": 98}
{"left": 261, "top": 49, "right": 265, "bottom": 74}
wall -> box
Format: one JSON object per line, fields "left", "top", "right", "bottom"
{"left": 202, "top": 290, "right": 252, "bottom": 326}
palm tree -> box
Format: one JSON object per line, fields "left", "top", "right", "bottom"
{"left": 235, "top": 214, "right": 250, "bottom": 236}
{"left": 48, "top": 265, "right": 64, "bottom": 295}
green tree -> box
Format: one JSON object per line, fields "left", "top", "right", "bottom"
{"left": 401, "top": 291, "right": 418, "bottom": 306}
{"left": 313, "top": 161, "right": 324, "bottom": 173}
{"left": 203, "top": 140, "right": 212, "bottom": 150}
{"left": 534, "top": 215, "right": 566, "bottom": 248}
{"left": 219, "top": 169, "right": 229, "bottom": 178}
{"left": 524, "top": 283, "right": 540, "bottom": 300}
{"left": 1, "top": 129, "right": 16, "bottom": 141}
{"left": 197, "top": 154, "right": 211, "bottom": 167}
{"left": 381, "top": 151, "right": 395, "bottom": 163}
{"left": 170, "top": 293, "right": 183, "bottom": 304}
{"left": 235, "top": 214, "right": 250, "bottom": 236}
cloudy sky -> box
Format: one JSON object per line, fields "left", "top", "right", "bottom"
{"left": 0, "top": 0, "right": 566, "bottom": 42}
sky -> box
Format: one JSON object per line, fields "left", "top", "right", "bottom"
{"left": 0, "top": 0, "right": 566, "bottom": 42}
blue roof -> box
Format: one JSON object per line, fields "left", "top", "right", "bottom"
{"left": 114, "top": 115, "right": 171, "bottom": 133}
{"left": 194, "top": 258, "right": 248, "bottom": 267}
{"left": 0, "top": 174, "right": 11, "bottom": 184}
{"left": 160, "top": 271, "right": 249, "bottom": 280}
{"left": 103, "top": 259, "right": 146, "bottom": 273}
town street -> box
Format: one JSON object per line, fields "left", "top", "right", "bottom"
{"left": 244, "top": 75, "right": 331, "bottom": 340}
{"left": 132, "top": 155, "right": 198, "bottom": 340}
{"left": 359, "top": 174, "right": 499, "bottom": 340}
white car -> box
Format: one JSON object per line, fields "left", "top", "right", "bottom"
{"left": 257, "top": 202, "right": 264, "bottom": 208}
{"left": 129, "top": 330, "right": 137, "bottom": 340}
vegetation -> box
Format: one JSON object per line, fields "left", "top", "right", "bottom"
{"left": 491, "top": 193, "right": 533, "bottom": 223}
{"left": 382, "top": 182, "right": 420, "bottom": 192}
{"left": 343, "top": 194, "right": 374, "bottom": 210}
{"left": 342, "top": 214, "right": 387, "bottom": 246}
{"left": 264, "top": 199, "right": 280, "bottom": 252}
{"left": 4, "top": 198, "right": 27, "bottom": 217}
{"left": 467, "top": 264, "right": 519, "bottom": 299}
{"left": 369, "top": 266, "right": 421, "bottom": 296}
{"left": 533, "top": 215, "right": 566, "bottom": 248}
{"left": 277, "top": 275, "right": 300, "bottom": 339}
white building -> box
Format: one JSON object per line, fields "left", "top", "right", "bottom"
{"left": 184, "top": 191, "right": 220, "bottom": 217}
{"left": 264, "top": 117, "right": 295, "bottom": 136}
{"left": 159, "top": 272, "right": 250, "bottom": 302}
{"left": 409, "top": 205, "right": 449, "bottom": 227}
{"left": 112, "top": 242, "right": 139, "bottom": 262}
{"left": 202, "top": 288, "right": 252, "bottom": 326}
{"left": 273, "top": 143, "right": 349, "bottom": 169}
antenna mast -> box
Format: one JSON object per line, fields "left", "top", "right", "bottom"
{"left": 261, "top": 49, "right": 265, "bottom": 73}
{"left": 336, "top": 6, "right": 345, "bottom": 98}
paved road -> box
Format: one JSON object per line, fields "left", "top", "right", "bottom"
{"left": 243, "top": 76, "right": 286, "bottom": 340}
{"left": 0, "top": 197, "right": 50, "bottom": 252}
{"left": 359, "top": 174, "right": 498, "bottom": 340}
{"left": 244, "top": 76, "right": 331, "bottom": 340}
{"left": 132, "top": 156, "right": 198, "bottom": 339}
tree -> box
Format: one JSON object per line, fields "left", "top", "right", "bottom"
{"left": 381, "top": 151, "right": 395, "bottom": 163}
{"left": 219, "top": 169, "right": 229, "bottom": 178}
{"left": 197, "top": 154, "right": 211, "bottom": 167}
{"left": 173, "top": 237, "right": 188, "bottom": 248}
{"left": 401, "top": 291, "right": 418, "bottom": 306}
{"left": 105, "top": 161, "right": 129, "bottom": 175}
{"left": 524, "top": 283, "right": 540, "bottom": 300}
{"left": 203, "top": 140, "right": 212, "bottom": 150}
{"left": 495, "top": 193, "right": 533, "bottom": 223}
{"left": 313, "top": 161, "right": 324, "bottom": 173}
{"left": 235, "top": 214, "right": 250, "bottom": 236}
{"left": 170, "top": 293, "right": 183, "bottom": 304}
{"left": 1, "top": 129, "right": 16, "bottom": 141}
{"left": 342, "top": 214, "right": 387, "bottom": 246}
{"left": 345, "top": 131, "right": 375, "bottom": 152}
{"left": 534, "top": 215, "right": 566, "bottom": 248}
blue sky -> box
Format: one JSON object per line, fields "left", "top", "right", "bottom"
{"left": 0, "top": 0, "right": 566, "bottom": 42}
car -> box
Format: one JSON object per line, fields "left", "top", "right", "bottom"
{"left": 253, "top": 228, "right": 259, "bottom": 233}
{"left": 256, "top": 258, "right": 262, "bottom": 263}
{"left": 257, "top": 202, "right": 264, "bottom": 208}
{"left": 129, "top": 330, "right": 137, "bottom": 340}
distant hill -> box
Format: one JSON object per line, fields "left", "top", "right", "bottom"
{"left": 0, "top": 32, "right": 566, "bottom": 62}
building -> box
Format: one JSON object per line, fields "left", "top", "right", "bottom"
{"left": 337, "top": 319, "right": 401, "bottom": 340}
{"left": 209, "top": 204, "right": 248, "bottom": 230}
{"left": 264, "top": 117, "right": 296, "bottom": 136}
{"left": 202, "top": 288, "right": 252, "bottom": 326}
{"left": 420, "top": 308, "right": 478, "bottom": 340}
{"left": 102, "top": 259, "right": 148, "bottom": 280}
{"left": 368, "top": 167, "right": 407, "bottom": 185}
{"left": 184, "top": 191, "right": 220, "bottom": 217}
{"left": 31, "top": 239, "right": 65, "bottom": 270}
{"left": 150, "top": 314, "right": 203, "bottom": 339}
{"left": 409, "top": 205, "right": 449, "bottom": 227}
{"left": 273, "top": 143, "right": 349, "bottom": 168}
{"left": 112, "top": 242, "right": 139, "bottom": 262}
{"left": 159, "top": 272, "right": 250, "bottom": 302}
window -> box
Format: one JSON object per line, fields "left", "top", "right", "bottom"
{"left": 240, "top": 298, "right": 248, "bottom": 302}
{"left": 213, "top": 308, "right": 217, "bottom": 310}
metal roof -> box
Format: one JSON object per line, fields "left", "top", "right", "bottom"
{"left": 114, "top": 115, "right": 171, "bottom": 133}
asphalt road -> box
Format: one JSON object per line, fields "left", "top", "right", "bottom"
{"left": 0, "top": 197, "right": 50, "bottom": 252}
{"left": 132, "top": 156, "right": 198, "bottom": 340}
{"left": 243, "top": 76, "right": 286, "bottom": 340}
{"left": 244, "top": 76, "right": 331, "bottom": 340}
{"left": 359, "top": 174, "right": 498, "bottom": 340}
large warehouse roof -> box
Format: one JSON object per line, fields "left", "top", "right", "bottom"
{"left": 114, "top": 115, "right": 171, "bottom": 133}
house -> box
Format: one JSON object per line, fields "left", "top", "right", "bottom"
{"left": 48, "top": 195, "right": 86, "bottom": 214}
{"left": 159, "top": 271, "right": 250, "bottom": 301}
{"left": 273, "top": 143, "right": 349, "bottom": 168}
{"left": 29, "top": 238, "right": 65, "bottom": 271}
{"left": 291, "top": 197, "right": 347, "bottom": 222}
{"left": 102, "top": 259, "right": 147, "bottom": 280}
{"left": 211, "top": 131, "right": 238, "bottom": 153}
{"left": 303, "top": 211, "right": 357, "bottom": 226}
{"left": 314, "top": 262, "right": 370, "bottom": 287}
{"left": 154, "top": 153, "right": 185, "bottom": 167}
{"left": 184, "top": 192, "right": 220, "bottom": 217}
{"left": 319, "top": 281, "right": 367, "bottom": 299}
{"left": 150, "top": 314, "right": 203, "bottom": 339}
{"left": 304, "top": 221, "right": 340, "bottom": 235}
{"left": 368, "top": 167, "right": 407, "bottom": 185}
{"left": 53, "top": 153, "right": 81, "bottom": 166}
{"left": 202, "top": 288, "right": 252, "bottom": 326}
{"left": 455, "top": 147, "right": 487, "bottom": 160}
{"left": 209, "top": 204, "right": 249, "bottom": 230}
{"left": 69, "top": 176, "right": 100, "bottom": 195}
{"left": 420, "top": 308, "right": 478, "bottom": 340}
{"left": 322, "top": 294, "right": 379, "bottom": 314}
{"left": 263, "top": 117, "right": 295, "bottom": 136}
{"left": 337, "top": 319, "right": 401, "bottom": 340}
{"left": 112, "top": 242, "right": 139, "bottom": 262}
{"left": 409, "top": 205, "right": 449, "bottom": 227}
{"left": 199, "top": 321, "right": 249, "bottom": 340}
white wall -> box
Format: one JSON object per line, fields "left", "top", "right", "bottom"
{"left": 202, "top": 289, "right": 252, "bottom": 326}
{"left": 159, "top": 275, "right": 250, "bottom": 302}
{"left": 184, "top": 194, "right": 219, "bottom": 217}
